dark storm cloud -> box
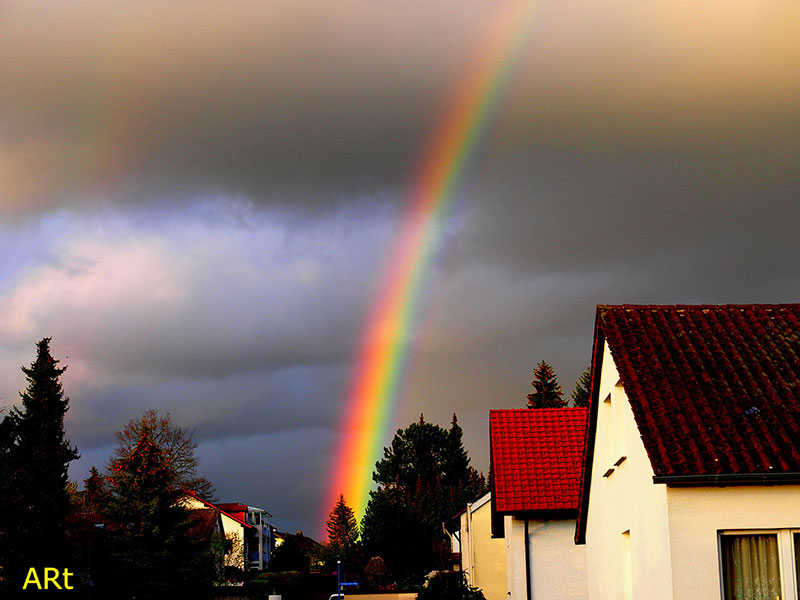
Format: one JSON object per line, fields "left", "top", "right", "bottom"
{"left": 3, "top": 0, "right": 799, "bottom": 217}
{"left": 0, "top": 0, "right": 495, "bottom": 215}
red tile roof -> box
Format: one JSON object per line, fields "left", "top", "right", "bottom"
{"left": 183, "top": 492, "right": 255, "bottom": 530}
{"left": 490, "top": 407, "right": 587, "bottom": 515}
{"left": 577, "top": 304, "right": 800, "bottom": 544}
{"left": 599, "top": 304, "right": 800, "bottom": 478}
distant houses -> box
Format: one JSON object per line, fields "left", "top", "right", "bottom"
{"left": 451, "top": 492, "right": 505, "bottom": 600}
{"left": 456, "top": 304, "right": 800, "bottom": 600}
{"left": 183, "top": 492, "right": 275, "bottom": 573}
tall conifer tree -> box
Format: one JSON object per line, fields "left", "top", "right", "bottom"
{"left": 361, "top": 415, "right": 486, "bottom": 581}
{"left": 571, "top": 367, "right": 592, "bottom": 408}
{"left": 0, "top": 338, "right": 79, "bottom": 585}
{"left": 323, "top": 494, "right": 361, "bottom": 574}
{"left": 526, "top": 360, "right": 566, "bottom": 408}
{"left": 326, "top": 494, "right": 359, "bottom": 553}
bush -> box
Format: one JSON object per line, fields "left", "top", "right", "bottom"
{"left": 250, "top": 571, "right": 304, "bottom": 596}
{"left": 416, "top": 571, "right": 486, "bottom": 600}
{"left": 361, "top": 556, "right": 390, "bottom": 591}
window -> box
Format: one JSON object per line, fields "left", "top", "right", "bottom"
{"left": 621, "top": 530, "right": 633, "bottom": 600}
{"left": 720, "top": 530, "right": 800, "bottom": 600}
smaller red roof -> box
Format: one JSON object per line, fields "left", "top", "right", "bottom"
{"left": 183, "top": 492, "right": 254, "bottom": 530}
{"left": 490, "top": 408, "right": 587, "bottom": 515}
{"left": 216, "top": 503, "right": 249, "bottom": 514}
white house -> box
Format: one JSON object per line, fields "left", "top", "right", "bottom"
{"left": 183, "top": 493, "right": 273, "bottom": 572}
{"left": 452, "top": 492, "right": 506, "bottom": 600}
{"left": 490, "top": 407, "right": 589, "bottom": 600}
{"left": 216, "top": 502, "right": 274, "bottom": 571}
{"left": 576, "top": 304, "right": 800, "bottom": 600}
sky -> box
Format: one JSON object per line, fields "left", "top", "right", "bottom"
{"left": 2, "top": 0, "right": 800, "bottom": 538}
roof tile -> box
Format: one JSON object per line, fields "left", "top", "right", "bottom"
{"left": 599, "top": 304, "right": 800, "bottom": 477}
{"left": 490, "top": 407, "right": 587, "bottom": 514}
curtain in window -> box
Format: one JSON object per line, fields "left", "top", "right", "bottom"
{"left": 722, "top": 534, "right": 781, "bottom": 600}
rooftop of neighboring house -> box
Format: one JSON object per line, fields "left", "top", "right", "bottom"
{"left": 594, "top": 304, "right": 800, "bottom": 480}
{"left": 273, "top": 530, "right": 323, "bottom": 554}
{"left": 490, "top": 407, "right": 587, "bottom": 518}
{"left": 217, "top": 503, "right": 271, "bottom": 517}
{"left": 183, "top": 491, "right": 255, "bottom": 530}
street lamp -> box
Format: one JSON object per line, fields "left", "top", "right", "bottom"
{"left": 337, "top": 558, "right": 342, "bottom": 600}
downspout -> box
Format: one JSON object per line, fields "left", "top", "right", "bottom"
{"left": 467, "top": 502, "right": 475, "bottom": 586}
{"left": 524, "top": 520, "right": 532, "bottom": 600}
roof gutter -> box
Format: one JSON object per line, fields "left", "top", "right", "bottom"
{"left": 496, "top": 508, "right": 579, "bottom": 520}
{"left": 653, "top": 472, "right": 800, "bottom": 486}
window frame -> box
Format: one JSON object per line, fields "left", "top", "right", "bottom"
{"left": 718, "top": 529, "right": 800, "bottom": 600}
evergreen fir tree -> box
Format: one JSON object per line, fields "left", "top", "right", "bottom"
{"left": 0, "top": 409, "right": 20, "bottom": 583}
{"left": 326, "top": 494, "right": 359, "bottom": 554}
{"left": 82, "top": 466, "right": 109, "bottom": 513}
{"left": 66, "top": 466, "right": 113, "bottom": 592}
{"left": 443, "top": 414, "right": 471, "bottom": 487}
{"left": 323, "top": 494, "right": 361, "bottom": 573}
{"left": 0, "top": 338, "right": 79, "bottom": 586}
{"left": 361, "top": 416, "right": 486, "bottom": 582}
{"left": 571, "top": 367, "right": 592, "bottom": 408}
{"left": 526, "top": 360, "right": 566, "bottom": 408}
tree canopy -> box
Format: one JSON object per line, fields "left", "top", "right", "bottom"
{"left": 326, "top": 494, "right": 359, "bottom": 554}
{"left": 571, "top": 367, "right": 591, "bottom": 408}
{"left": 104, "top": 410, "right": 218, "bottom": 598}
{"left": 526, "top": 360, "right": 566, "bottom": 408}
{"left": 110, "top": 408, "right": 216, "bottom": 500}
{"left": 321, "top": 494, "right": 361, "bottom": 573}
{"left": 361, "top": 415, "right": 486, "bottom": 582}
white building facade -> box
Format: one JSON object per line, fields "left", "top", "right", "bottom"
{"left": 577, "top": 305, "right": 800, "bottom": 600}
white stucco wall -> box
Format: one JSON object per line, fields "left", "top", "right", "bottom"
{"left": 505, "top": 516, "right": 587, "bottom": 600}
{"left": 531, "top": 519, "right": 587, "bottom": 600}
{"left": 506, "top": 516, "right": 527, "bottom": 600}
{"left": 666, "top": 484, "right": 800, "bottom": 600}
{"left": 584, "top": 341, "right": 674, "bottom": 600}
{"left": 586, "top": 340, "right": 800, "bottom": 600}
{"left": 460, "top": 493, "right": 506, "bottom": 600}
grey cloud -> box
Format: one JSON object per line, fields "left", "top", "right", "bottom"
{"left": 67, "top": 363, "right": 347, "bottom": 450}
{"left": 0, "top": 205, "right": 396, "bottom": 385}
{"left": 0, "top": 0, "right": 492, "bottom": 215}
{"left": 3, "top": 1, "right": 800, "bottom": 217}
{"left": 197, "top": 428, "right": 332, "bottom": 534}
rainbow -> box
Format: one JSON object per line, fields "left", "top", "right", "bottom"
{"left": 323, "top": 0, "right": 548, "bottom": 526}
